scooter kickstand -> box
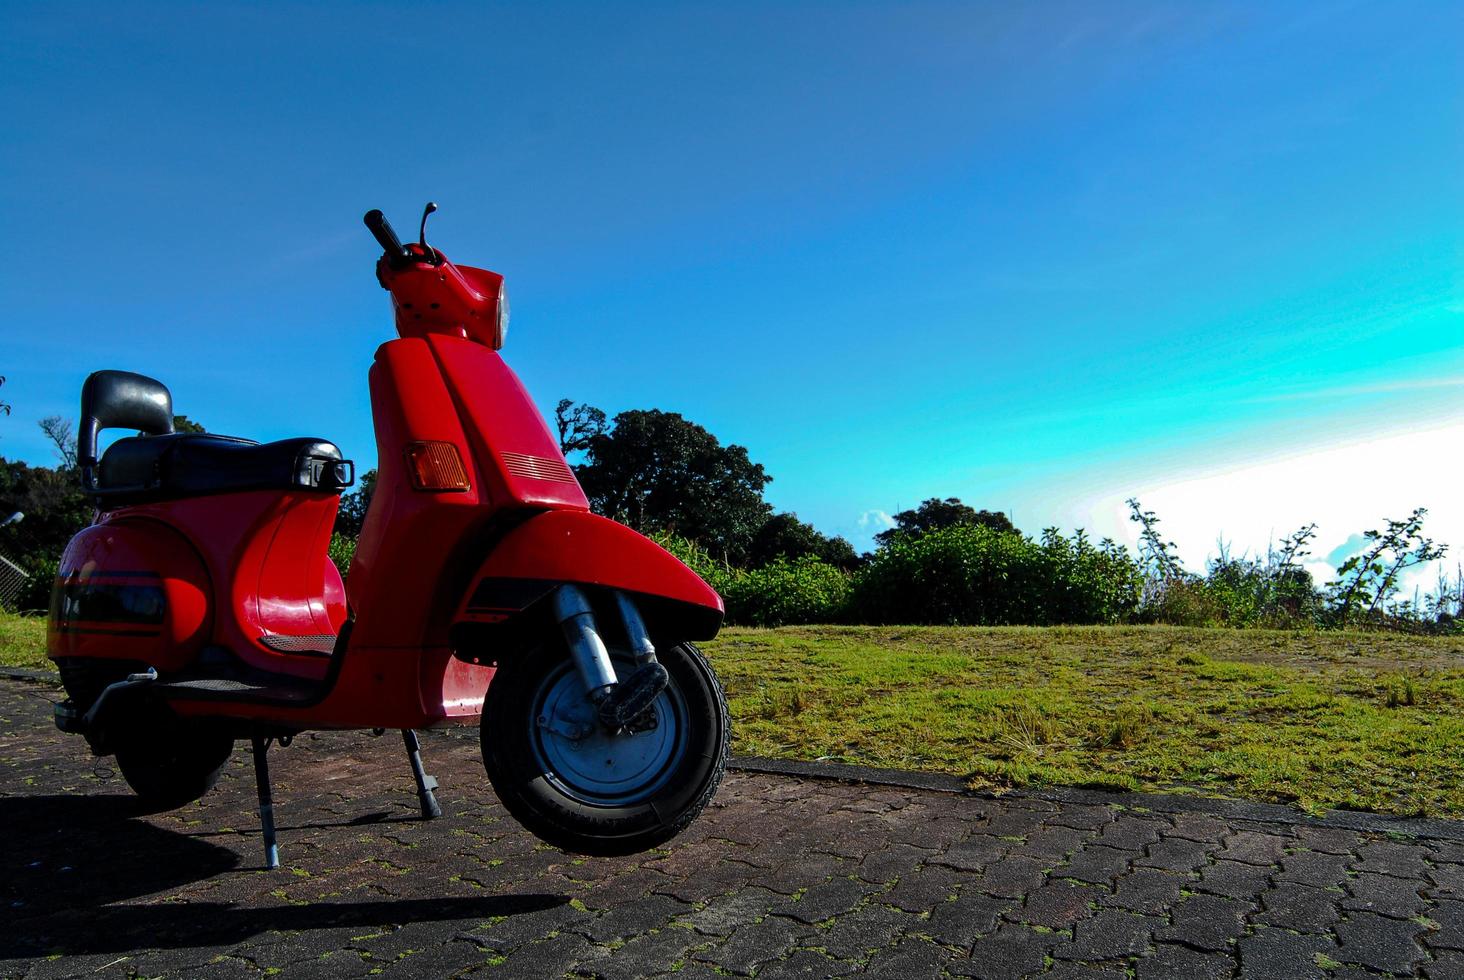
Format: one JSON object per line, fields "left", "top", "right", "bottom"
{"left": 251, "top": 736, "right": 280, "bottom": 870}
{"left": 401, "top": 729, "right": 442, "bottom": 820}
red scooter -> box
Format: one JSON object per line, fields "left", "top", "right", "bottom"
{"left": 48, "top": 205, "right": 730, "bottom": 866}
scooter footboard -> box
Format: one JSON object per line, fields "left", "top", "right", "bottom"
{"left": 166, "top": 645, "right": 494, "bottom": 730}
{"left": 453, "top": 511, "right": 724, "bottom": 641}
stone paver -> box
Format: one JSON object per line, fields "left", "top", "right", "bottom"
{"left": 2, "top": 678, "right": 1463, "bottom": 978}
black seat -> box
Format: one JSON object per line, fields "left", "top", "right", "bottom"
{"left": 98, "top": 433, "right": 353, "bottom": 501}
{"left": 79, "top": 370, "right": 353, "bottom": 504}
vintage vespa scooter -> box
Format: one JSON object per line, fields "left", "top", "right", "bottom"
{"left": 49, "top": 205, "right": 730, "bottom": 866}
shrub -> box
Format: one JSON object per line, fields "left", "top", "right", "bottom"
{"left": 1326, "top": 508, "right": 1445, "bottom": 628}
{"left": 328, "top": 533, "right": 357, "bottom": 581}
{"left": 1137, "top": 576, "right": 1224, "bottom": 627}
{"left": 721, "top": 555, "right": 850, "bottom": 626}
{"left": 1126, "top": 507, "right": 1323, "bottom": 629}
{"left": 650, "top": 531, "right": 738, "bottom": 596}
{"left": 14, "top": 554, "right": 57, "bottom": 614}
{"left": 1132, "top": 552, "right": 1321, "bottom": 629}
{"left": 1196, "top": 557, "right": 1319, "bottom": 629}
{"left": 1032, "top": 528, "right": 1144, "bottom": 625}
{"left": 654, "top": 532, "right": 848, "bottom": 626}
{"left": 849, "top": 524, "right": 1141, "bottom": 626}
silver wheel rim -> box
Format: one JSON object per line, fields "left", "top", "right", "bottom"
{"left": 529, "top": 655, "right": 687, "bottom": 806}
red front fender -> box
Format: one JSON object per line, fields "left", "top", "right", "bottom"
{"left": 455, "top": 511, "right": 724, "bottom": 639}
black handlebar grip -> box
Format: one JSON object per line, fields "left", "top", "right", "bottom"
{"left": 363, "top": 209, "right": 411, "bottom": 262}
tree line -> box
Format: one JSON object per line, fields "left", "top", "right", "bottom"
{"left": 3, "top": 392, "right": 1459, "bottom": 633}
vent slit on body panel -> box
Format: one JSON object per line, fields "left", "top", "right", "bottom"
{"left": 500, "top": 451, "right": 576, "bottom": 484}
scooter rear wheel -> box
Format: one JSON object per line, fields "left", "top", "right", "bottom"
{"left": 480, "top": 640, "right": 729, "bottom": 856}
{"left": 59, "top": 659, "right": 234, "bottom": 810}
{"left": 114, "top": 713, "right": 235, "bottom": 812}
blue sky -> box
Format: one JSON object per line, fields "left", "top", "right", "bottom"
{"left": 3, "top": 1, "right": 1461, "bottom": 566}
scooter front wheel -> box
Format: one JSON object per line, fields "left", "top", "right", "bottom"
{"left": 480, "top": 640, "right": 729, "bottom": 856}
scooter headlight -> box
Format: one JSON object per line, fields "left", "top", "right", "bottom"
{"left": 495, "top": 281, "right": 510, "bottom": 349}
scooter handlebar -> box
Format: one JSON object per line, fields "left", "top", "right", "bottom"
{"left": 364, "top": 209, "right": 411, "bottom": 264}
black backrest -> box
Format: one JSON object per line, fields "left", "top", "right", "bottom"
{"left": 79, "top": 370, "right": 175, "bottom": 491}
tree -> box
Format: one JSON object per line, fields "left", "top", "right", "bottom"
{"left": 748, "top": 512, "right": 857, "bottom": 569}
{"left": 874, "top": 497, "right": 1015, "bottom": 547}
{"left": 1126, "top": 497, "right": 1183, "bottom": 581}
{"left": 554, "top": 400, "right": 607, "bottom": 456}
{"left": 1327, "top": 507, "right": 1447, "bottom": 627}
{"left": 39, "top": 416, "right": 77, "bottom": 469}
{"left": 334, "top": 468, "right": 377, "bottom": 537}
{"left": 576, "top": 409, "right": 772, "bottom": 565}
{"left": 0, "top": 375, "right": 10, "bottom": 418}
{"left": 0, "top": 456, "right": 93, "bottom": 584}
{"left": 36, "top": 414, "right": 204, "bottom": 472}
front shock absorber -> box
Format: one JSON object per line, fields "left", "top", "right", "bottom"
{"left": 551, "top": 585, "right": 670, "bottom": 730}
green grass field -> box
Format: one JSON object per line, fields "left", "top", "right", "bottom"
{"left": 707, "top": 625, "right": 1464, "bottom": 819}
{"left": 4, "top": 611, "right": 1461, "bottom": 818}
{"left": 0, "top": 612, "right": 48, "bottom": 670}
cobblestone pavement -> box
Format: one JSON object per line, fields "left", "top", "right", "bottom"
{"left": 3, "top": 677, "right": 1464, "bottom": 979}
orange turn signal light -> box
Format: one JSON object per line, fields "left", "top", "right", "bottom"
{"left": 404, "top": 441, "right": 470, "bottom": 491}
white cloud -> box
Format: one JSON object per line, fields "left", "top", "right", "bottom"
{"left": 1073, "top": 420, "right": 1464, "bottom": 597}
{"left": 858, "top": 509, "right": 897, "bottom": 531}
{"left": 842, "top": 509, "right": 900, "bottom": 555}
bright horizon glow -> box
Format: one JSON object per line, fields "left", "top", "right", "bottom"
{"left": 2, "top": 2, "right": 1460, "bottom": 592}
{"left": 1065, "top": 418, "right": 1464, "bottom": 597}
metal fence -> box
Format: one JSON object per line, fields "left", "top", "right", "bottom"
{"left": 0, "top": 553, "right": 29, "bottom": 612}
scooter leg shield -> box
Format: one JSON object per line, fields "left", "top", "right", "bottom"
{"left": 454, "top": 510, "right": 725, "bottom": 641}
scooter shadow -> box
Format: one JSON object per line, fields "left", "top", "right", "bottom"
{"left": 4, "top": 795, "right": 239, "bottom": 914}
{"left": 2, "top": 795, "right": 564, "bottom": 958}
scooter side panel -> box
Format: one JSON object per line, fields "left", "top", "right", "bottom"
{"left": 89, "top": 492, "right": 346, "bottom": 680}
{"left": 253, "top": 490, "right": 347, "bottom": 637}
{"left": 48, "top": 519, "right": 212, "bottom": 671}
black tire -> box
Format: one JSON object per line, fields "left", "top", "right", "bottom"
{"left": 481, "top": 640, "right": 729, "bottom": 856}
{"left": 114, "top": 714, "right": 234, "bottom": 811}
